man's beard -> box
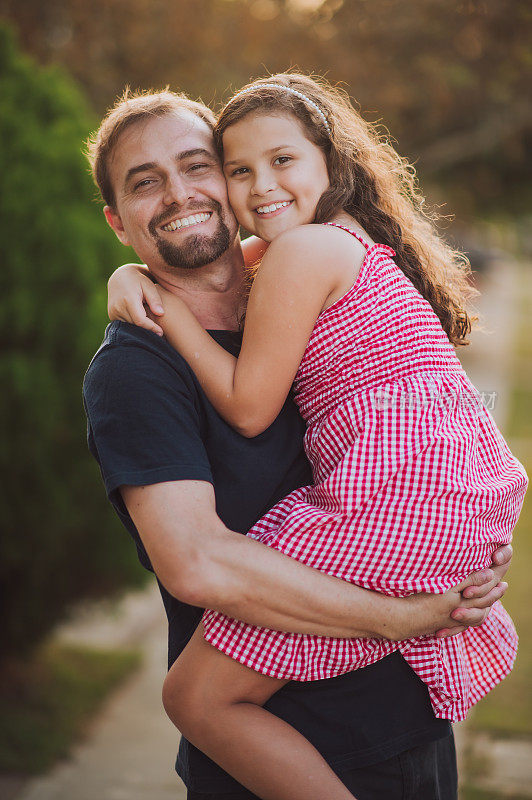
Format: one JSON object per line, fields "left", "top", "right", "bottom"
{"left": 148, "top": 200, "right": 232, "bottom": 270}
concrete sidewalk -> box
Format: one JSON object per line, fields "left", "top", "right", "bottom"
{"left": 458, "top": 249, "right": 517, "bottom": 431}
{"left": 12, "top": 583, "right": 186, "bottom": 800}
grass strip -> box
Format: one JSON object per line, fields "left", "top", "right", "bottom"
{"left": 467, "top": 446, "right": 532, "bottom": 737}
{"left": 467, "top": 260, "right": 532, "bottom": 738}
{"left": 0, "top": 642, "right": 141, "bottom": 775}
{"left": 461, "top": 786, "right": 532, "bottom": 800}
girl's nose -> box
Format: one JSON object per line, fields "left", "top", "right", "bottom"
{"left": 250, "top": 170, "right": 277, "bottom": 197}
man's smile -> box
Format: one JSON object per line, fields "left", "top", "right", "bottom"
{"left": 160, "top": 211, "right": 213, "bottom": 232}
{"left": 148, "top": 201, "right": 220, "bottom": 240}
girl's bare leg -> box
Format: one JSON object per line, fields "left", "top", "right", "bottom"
{"left": 163, "top": 626, "right": 355, "bottom": 800}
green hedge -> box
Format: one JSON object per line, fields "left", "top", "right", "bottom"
{"left": 0, "top": 24, "right": 144, "bottom": 660}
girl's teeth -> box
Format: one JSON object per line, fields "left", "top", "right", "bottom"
{"left": 256, "top": 201, "right": 291, "bottom": 215}
{"left": 162, "top": 212, "right": 211, "bottom": 231}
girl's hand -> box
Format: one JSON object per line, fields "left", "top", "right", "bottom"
{"left": 107, "top": 264, "right": 165, "bottom": 337}
{"left": 437, "top": 543, "right": 513, "bottom": 637}
{"left": 386, "top": 544, "right": 513, "bottom": 640}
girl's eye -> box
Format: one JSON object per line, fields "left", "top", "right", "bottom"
{"left": 229, "top": 167, "right": 250, "bottom": 177}
{"left": 274, "top": 156, "right": 292, "bottom": 166}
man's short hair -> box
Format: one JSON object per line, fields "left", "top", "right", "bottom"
{"left": 86, "top": 88, "right": 216, "bottom": 208}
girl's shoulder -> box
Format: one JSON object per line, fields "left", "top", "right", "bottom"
{"left": 258, "top": 224, "right": 368, "bottom": 305}
{"left": 265, "top": 223, "right": 367, "bottom": 274}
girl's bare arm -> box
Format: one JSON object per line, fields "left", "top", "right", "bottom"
{"left": 241, "top": 234, "right": 269, "bottom": 266}
{"left": 106, "top": 236, "right": 267, "bottom": 335}
{"left": 158, "top": 225, "right": 360, "bottom": 436}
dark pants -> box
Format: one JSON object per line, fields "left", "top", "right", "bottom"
{"left": 187, "top": 732, "right": 458, "bottom": 800}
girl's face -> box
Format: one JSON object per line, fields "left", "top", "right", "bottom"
{"left": 222, "top": 111, "right": 330, "bottom": 242}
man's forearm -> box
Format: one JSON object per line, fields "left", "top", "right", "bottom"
{"left": 124, "top": 481, "right": 397, "bottom": 638}
{"left": 193, "top": 528, "right": 505, "bottom": 641}
{"left": 189, "top": 525, "right": 407, "bottom": 639}
{"left": 123, "top": 481, "right": 476, "bottom": 641}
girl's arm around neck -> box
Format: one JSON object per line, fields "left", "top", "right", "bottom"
{"left": 159, "top": 225, "right": 361, "bottom": 436}
{"left": 241, "top": 234, "right": 269, "bottom": 267}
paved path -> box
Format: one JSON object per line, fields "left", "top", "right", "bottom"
{"left": 458, "top": 250, "right": 517, "bottom": 431}
{"left": 12, "top": 583, "right": 186, "bottom": 800}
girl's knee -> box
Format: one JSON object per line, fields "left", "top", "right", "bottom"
{"left": 162, "top": 662, "right": 194, "bottom": 728}
{"left": 162, "top": 638, "right": 283, "bottom": 741}
{"left": 162, "top": 661, "right": 219, "bottom": 739}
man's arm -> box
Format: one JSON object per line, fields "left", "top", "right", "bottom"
{"left": 122, "top": 480, "right": 510, "bottom": 641}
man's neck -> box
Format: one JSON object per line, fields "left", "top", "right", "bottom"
{"left": 150, "top": 240, "right": 246, "bottom": 330}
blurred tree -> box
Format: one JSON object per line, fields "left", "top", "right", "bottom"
{"left": 1, "top": 0, "right": 530, "bottom": 216}
{"left": 0, "top": 23, "right": 142, "bottom": 661}
{"left": 316, "top": 0, "right": 532, "bottom": 216}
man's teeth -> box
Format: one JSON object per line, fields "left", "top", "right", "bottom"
{"left": 161, "top": 212, "right": 211, "bottom": 231}
{"left": 256, "top": 201, "right": 291, "bottom": 215}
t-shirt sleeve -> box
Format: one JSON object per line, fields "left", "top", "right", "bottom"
{"left": 83, "top": 342, "right": 213, "bottom": 507}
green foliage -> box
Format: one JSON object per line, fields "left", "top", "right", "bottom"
{"left": 0, "top": 23, "right": 143, "bottom": 660}
{"left": 0, "top": 643, "right": 141, "bottom": 774}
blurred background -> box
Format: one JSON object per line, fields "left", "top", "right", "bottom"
{"left": 0, "top": 1, "right": 531, "bottom": 798}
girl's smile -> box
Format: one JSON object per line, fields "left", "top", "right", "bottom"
{"left": 222, "top": 112, "right": 330, "bottom": 242}
{"left": 254, "top": 199, "right": 293, "bottom": 218}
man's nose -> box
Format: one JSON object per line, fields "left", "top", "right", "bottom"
{"left": 163, "top": 174, "right": 194, "bottom": 206}
{"left": 250, "top": 170, "right": 277, "bottom": 197}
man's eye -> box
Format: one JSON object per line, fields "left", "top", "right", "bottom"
{"left": 274, "top": 156, "right": 292, "bottom": 166}
{"left": 134, "top": 178, "right": 155, "bottom": 190}
{"left": 189, "top": 163, "right": 210, "bottom": 172}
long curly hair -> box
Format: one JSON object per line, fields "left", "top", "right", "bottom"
{"left": 214, "top": 72, "right": 477, "bottom": 346}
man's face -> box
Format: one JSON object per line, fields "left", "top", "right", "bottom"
{"left": 105, "top": 111, "right": 239, "bottom": 272}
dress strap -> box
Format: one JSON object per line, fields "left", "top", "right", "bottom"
{"left": 324, "top": 222, "right": 372, "bottom": 250}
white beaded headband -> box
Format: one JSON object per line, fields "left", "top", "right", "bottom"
{"left": 224, "top": 83, "right": 332, "bottom": 136}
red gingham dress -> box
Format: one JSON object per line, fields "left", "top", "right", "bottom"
{"left": 202, "top": 224, "right": 527, "bottom": 721}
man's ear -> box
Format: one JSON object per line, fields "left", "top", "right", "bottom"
{"left": 104, "top": 205, "right": 130, "bottom": 246}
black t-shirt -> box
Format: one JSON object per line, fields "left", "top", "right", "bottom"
{"left": 83, "top": 321, "right": 450, "bottom": 793}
